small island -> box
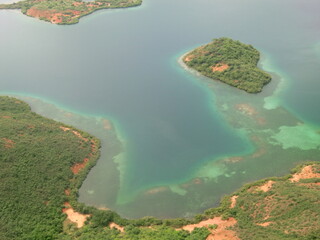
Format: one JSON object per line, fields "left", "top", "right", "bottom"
{"left": 0, "top": 0, "right": 142, "bottom": 24}
{"left": 183, "top": 38, "right": 271, "bottom": 93}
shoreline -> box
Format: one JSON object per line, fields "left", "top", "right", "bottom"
{"left": 177, "top": 50, "right": 206, "bottom": 79}
{"left": 2, "top": 51, "right": 319, "bottom": 220}
{"left": 2, "top": 95, "right": 320, "bottom": 239}
{"left": 0, "top": 92, "right": 122, "bottom": 213}
{"left": 180, "top": 38, "right": 272, "bottom": 93}
{"left": 0, "top": 0, "right": 143, "bottom": 25}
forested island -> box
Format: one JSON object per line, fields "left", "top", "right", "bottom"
{"left": 183, "top": 38, "right": 272, "bottom": 93}
{"left": 0, "top": 0, "right": 142, "bottom": 24}
{"left": 1, "top": 96, "right": 319, "bottom": 239}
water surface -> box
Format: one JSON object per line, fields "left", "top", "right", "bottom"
{"left": 0, "top": 0, "right": 319, "bottom": 218}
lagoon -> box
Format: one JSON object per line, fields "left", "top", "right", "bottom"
{"left": 0, "top": 0, "right": 319, "bottom": 218}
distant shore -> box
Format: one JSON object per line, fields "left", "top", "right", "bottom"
{"left": 0, "top": 0, "right": 143, "bottom": 25}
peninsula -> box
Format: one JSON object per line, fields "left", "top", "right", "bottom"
{"left": 0, "top": 0, "right": 142, "bottom": 24}
{"left": 183, "top": 38, "right": 272, "bottom": 93}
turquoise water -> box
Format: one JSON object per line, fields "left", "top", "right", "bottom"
{"left": 0, "top": 0, "right": 319, "bottom": 218}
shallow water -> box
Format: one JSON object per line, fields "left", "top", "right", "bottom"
{"left": 0, "top": 0, "right": 16, "bottom": 3}
{"left": 0, "top": 0, "right": 319, "bottom": 218}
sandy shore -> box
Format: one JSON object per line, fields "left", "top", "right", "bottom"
{"left": 177, "top": 51, "right": 205, "bottom": 78}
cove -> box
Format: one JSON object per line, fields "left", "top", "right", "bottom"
{"left": 0, "top": 0, "right": 320, "bottom": 218}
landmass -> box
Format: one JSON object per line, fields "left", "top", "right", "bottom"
{"left": 0, "top": 96, "right": 101, "bottom": 239}
{"left": 0, "top": 0, "right": 142, "bottom": 24}
{"left": 183, "top": 38, "right": 272, "bottom": 93}
{"left": 1, "top": 96, "right": 319, "bottom": 239}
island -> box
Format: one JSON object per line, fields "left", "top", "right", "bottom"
{"left": 183, "top": 38, "right": 272, "bottom": 93}
{"left": 1, "top": 96, "right": 319, "bottom": 240}
{"left": 0, "top": 0, "right": 142, "bottom": 24}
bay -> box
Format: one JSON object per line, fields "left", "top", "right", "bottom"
{"left": 0, "top": 0, "right": 319, "bottom": 218}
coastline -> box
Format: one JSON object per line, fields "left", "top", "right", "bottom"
{"left": 1, "top": 95, "right": 320, "bottom": 240}
{"left": 1, "top": 53, "right": 318, "bottom": 221}
{"left": 0, "top": 0, "right": 143, "bottom": 25}
{"left": 174, "top": 45, "right": 320, "bottom": 214}
{"left": 180, "top": 38, "right": 272, "bottom": 93}
{"left": 0, "top": 92, "right": 123, "bottom": 212}
{"left": 177, "top": 51, "right": 204, "bottom": 79}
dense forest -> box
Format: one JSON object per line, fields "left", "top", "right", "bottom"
{"left": 0, "top": 0, "right": 142, "bottom": 24}
{"left": 1, "top": 96, "right": 319, "bottom": 240}
{"left": 0, "top": 96, "right": 101, "bottom": 239}
{"left": 183, "top": 37, "right": 272, "bottom": 93}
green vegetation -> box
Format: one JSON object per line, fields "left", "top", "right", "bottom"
{"left": 234, "top": 181, "right": 320, "bottom": 239}
{"left": 0, "top": 96, "right": 209, "bottom": 240}
{"left": 0, "top": 96, "right": 100, "bottom": 239}
{"left": 219, "top": 162, "right": 320, "bottom": 240}
{"left": 183, "top": 37, "right": 272, "bottom": 93}
{"left": 1, "top": 96, "right": 319, "bottom": 240}
{"left": 61, "top": 224, "right": 210, "bottom": 240}
{"left": 0, "top": 0, "right": 142, "bottom": 24}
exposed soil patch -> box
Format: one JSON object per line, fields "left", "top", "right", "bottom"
{"left": 71, "top": 158, "right": 89, "bottom": 175}
{"left": 60, "top": 126, "right": 71, "bottom": 132}
{"left": 257, "top": 221, "right": 273, "bottom": 227}
{"left": 27, "top": 7, "right": 53, "bottom": 19}
{"left": 63, "top": 202, "right": 90, "bottom": 228}
{"left": 64, "top": 189, "right": 71, "bottom": 196}
{"left": 212, "top": 63, "right": 229, "bottom": 72}
{"left": 1, "top": 116, "right": 11, "bottom": 119}
{"left": 230, "top": 195, "right": 238, "bottom": 208}
{"left": 60, "top": 126, "right": 89, "bottom": 142}
{"left": 61, "top": 126, "right": 94, "bottom": 174}
{"left": 257, "top": 180, "right": 275, "bottom": 192}
{"left": 26, "top": 7, "right": 82, "bottom": 24}
{"left": 91, "top": 139, "right": 98, "bottom": 152}
{"left": 184, "top": 55, "right": 194, "bottom": 62}
{"left": 109, "top": 222, "right": 125, "bottom": 232}
{"left": 2, "top": 138, "right": 15, "bottom": 148}
{"left": 290, "top": 165, "right": 320, "bottom": 182}
{"left": 72, "top": 130, "right": 88, "bottom": 142}
{"left": 181, "top": 217, "right": 239, "bottom": 240}
{"left": 72, "top": 1, "right": 83, "bottom": 7}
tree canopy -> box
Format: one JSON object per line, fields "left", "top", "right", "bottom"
{"left": 183, "top": 37, "right": 272, "bottom": 93}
